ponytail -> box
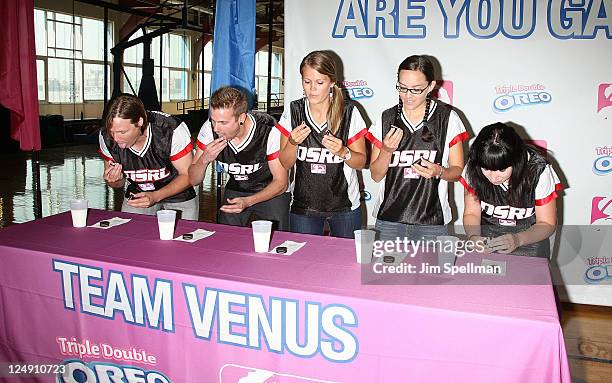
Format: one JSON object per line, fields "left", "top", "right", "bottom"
{"left": 328, "top": 85, "right": 345, "bottom": 135}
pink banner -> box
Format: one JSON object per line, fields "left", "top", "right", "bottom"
{"left": 0, "top": 210, "right": 571, "bottom": 382}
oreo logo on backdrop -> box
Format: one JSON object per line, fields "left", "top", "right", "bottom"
{"left": 493, "top": 84, "right": 552, "bottom": 112}
{"left": 597, "top": 84, "right": 612, "bottom": 113}
{"left": 593, "top": 147, "right": 612, "bottom": 176}
{"left": 57, "top": 360, "right": 171, "bottom": 383}
{"left": 341, "top": 80, "right": 374, "bottom": 100}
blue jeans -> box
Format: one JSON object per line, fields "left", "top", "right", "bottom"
{"left": 290, "top": 208, "right": 362, "bottom": 238}
{"left": 375, "top": 219, "right": 448, "bottom": 242}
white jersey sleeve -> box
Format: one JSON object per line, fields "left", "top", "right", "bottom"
{"left": 275, "top": 105, "right": 292, "bottom": 137}
{"left": 170, "top": 122, "right": 193, "bottom": 161}
{"left": 459, "top": 166, "right": 476, "bottom": 195}
{"left": 366, "top": 113, "right": 384, "bottom": 149}
{"left": 196, "top": 120, "right": 215, "bottom": 150}
{"left": 267, "top": 127, "right": 281, "bottom": 160}
{"left": 347, "top": 108, "right": 368, "bottom": 146}
{"left": 535, "top": 164, "right": 562, "bottom": 205}
{"left": 98, "top": 131, "right": 114, "bottom": 162}
{"left": 446, "top": 110, "right": 469, "bottom": 148}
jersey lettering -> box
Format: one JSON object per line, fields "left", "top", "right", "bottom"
{"left": 124, "top": 168, "right": 171, "bottom": 183}
{"left": 389, "top": 150, "right": 437, "bottom": 167}
{"left": 481, "top": 201, "right": 535, "bottom": 220}
{"left": 218, "top": 161, "right": 261, "bottom": 175}
{"left": 297, "top": 147, "right": 343, "bottom": 164}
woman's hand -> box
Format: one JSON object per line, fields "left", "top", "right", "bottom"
{"left": 412, "top": 159, "right": 444, "bottom": 179}
{"left": 322, "top": 132, "right": 346, "bottom": 157}
{"left": 288, "top": 122, "right": 311, "bottom": 145}
{"left": 382, "top": 126, "right": 403, "bottom": 153}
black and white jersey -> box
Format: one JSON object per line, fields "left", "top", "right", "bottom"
{"left": 276, "top": 98, "right": 367, "bottom": 215}
{"left": 367, "top": 100, "right": 468, "bottom": 225}
{"left": 196, "top": 111, "right": 280, "bottom": 194}
{"left": 460, "top": 147, "right": 561, "bottom": 228}
{"left": 99, "top": 111, "right": 196, "bottom": 203}
{"left": 460, "top": 147, "right": 562, "bottom": 257}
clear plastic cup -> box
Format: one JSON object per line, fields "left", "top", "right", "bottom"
{"left": 70, "top": 199, "right": 88, "bottom": 228}
{"left": 354, "top": 229, "right": 376, "bottom": 264}
{"left": 251, "top": 220, "right": 272, "bottom": 253}
{"left": 156, "top": 210, "right": 177, "bottom": 240}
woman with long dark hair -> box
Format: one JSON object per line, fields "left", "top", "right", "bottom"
{"left": 277, "top": 50, "right": 368, "bottom": 238}
{"left": 368, "top": 55, "right": 468, "bottom": 241}
{"left": 461, "top": 122, "right": 561, "bottom": 257}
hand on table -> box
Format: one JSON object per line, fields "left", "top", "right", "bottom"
{"left": 487, "top": 234, "right": 521, "bottom": 254}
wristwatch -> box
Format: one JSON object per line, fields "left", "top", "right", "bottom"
{"left": 341, "top": 147, "right": 352, "bottom": 161}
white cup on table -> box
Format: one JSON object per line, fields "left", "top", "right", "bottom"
{"left": 156, "top": 210, "right": 177, "bottom": 240}
{"left": 70, "top": 199, "right": 88, "bottom": 228}
{"left": 251, "top": 220, "right": 272, "bottom": 253}
{"left": 354, "top": 229, "right": 376, "bottom": 264}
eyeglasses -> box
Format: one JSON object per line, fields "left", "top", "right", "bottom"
{"left": 396, "top": 82, "right": 429, "bottom": 95}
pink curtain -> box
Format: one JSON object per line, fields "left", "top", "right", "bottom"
{"left": 0, "top": 0, "right": 41, "bottom": 151}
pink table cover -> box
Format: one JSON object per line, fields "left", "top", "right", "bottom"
{"left": 0, "top": 210, "right": 571, "bottom": 382}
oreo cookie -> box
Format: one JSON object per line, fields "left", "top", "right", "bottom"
{"left": 383, "top": 255, "right": 395, "bottom": 263}
{"left": 182, "top": 233, "right": 193, "bottom": 240}
{"left": 100, "top": 220, "right": 110, "bottom": 227}
{"left": 276, "top": 246, "right": 287, "bottom": 254}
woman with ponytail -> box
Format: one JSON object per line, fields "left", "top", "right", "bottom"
{"left": 277, "top": 50, "right": 368, "bottom": 238}
{"left": 367, "top": 55, "right": 468, "bottom": 241}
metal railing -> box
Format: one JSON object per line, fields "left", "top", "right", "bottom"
{"left": 176, "top": 98, "right": 208, "bottom": 114}
{"left": 176, "top": 93, "right": 284, "bottom": 114}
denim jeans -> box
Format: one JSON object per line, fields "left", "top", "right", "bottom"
{"left": 374, "top": 219, "right": 448, "bottom": 242}
{"left": 290, "top": 208, "right": 362, "bottom": 238}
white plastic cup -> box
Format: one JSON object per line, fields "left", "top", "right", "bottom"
{"left": 70, "top": 199, "right": 88, "bottom": 228}
{"left": 251, "top": 220, "right": 272, "bottom": 253}
{"left": 436, "top": 235, "right": 459, "bottom": 269}
{"left": 354, "top": 229, "right": 376, "bottom": 264}
{"left": 156, "top": 210, "right": 177, "bottom": 240}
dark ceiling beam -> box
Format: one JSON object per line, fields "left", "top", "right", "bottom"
{"left": 75, "top": 0, "right": 203, "bottom": 32}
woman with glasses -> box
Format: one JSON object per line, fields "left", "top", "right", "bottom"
{"left": 367, "top": 55, "right": 468, "bottom": 241}
{"left": 461, "top": 122, "right": 561, "bottom": 257}
{"left": 276, "top": 50, "right": 368, "bottom": 238}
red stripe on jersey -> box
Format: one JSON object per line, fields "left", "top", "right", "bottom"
{"left": 196, "top": 139, "right": 206, "bottom": 150}
{"left": 170, "top": 142, "right": 194, "bottom": 161}
{"left": 347, "top": 128, "right": 367, "bottom": 146}
{"left": 535, "top": 191, "right": 558, "bottom": 206}
{"left": 267, "top": 150, "right": 280, "bottom": 161}
{"left": 459, "top": 176, "right": 476, "bottom": 195}
{"left": 449, "top": 131, "right": 469, "bottom": 147}
{"left": 98, "top": 149, "right": 114, "bottom": 162}
{"left": 555, "top": 182, "right": 563, "bottom": 191}
{"left": 365, "top": 131, "right": 382, "bottom": 149}
{"left": 275, "top": 123, "right": 290, "bottom": 137}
